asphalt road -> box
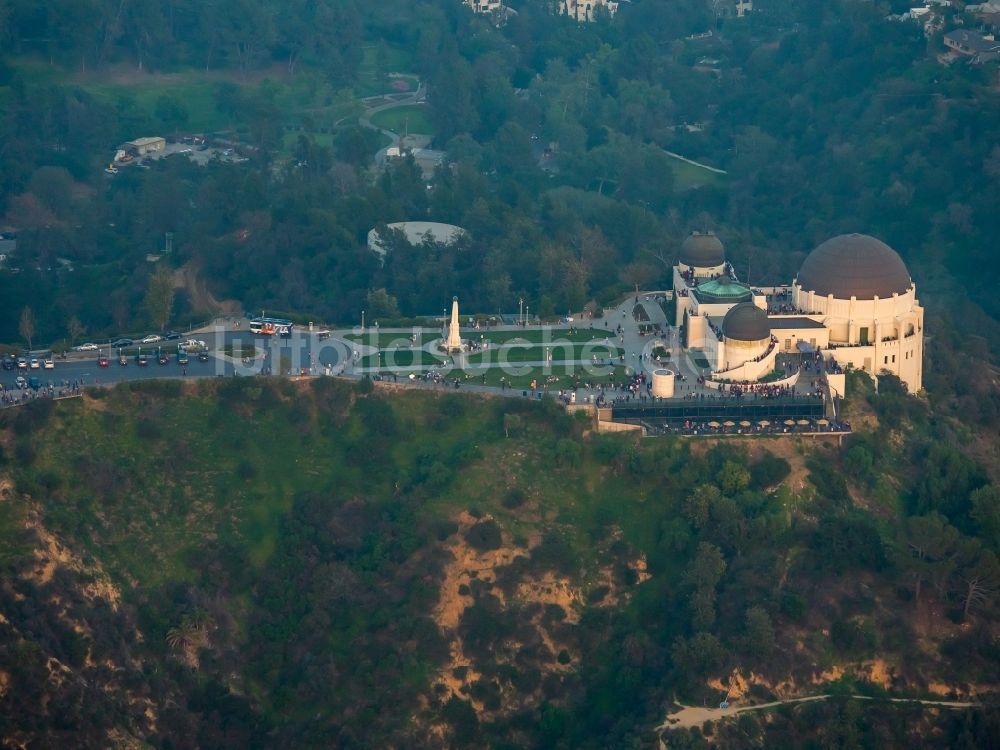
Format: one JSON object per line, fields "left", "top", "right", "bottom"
{"left": 0, "top": 327, "right": 348, "bottom": 392}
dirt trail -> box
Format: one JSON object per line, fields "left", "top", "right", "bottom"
{"left": 174, "top": 262, "right": 242, "bottom": 316}
{"left": 656, "top": 694, "right": 980, "bottom": 735}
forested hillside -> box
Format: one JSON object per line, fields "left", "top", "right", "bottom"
{"left": 0, "top": 376, "right": 997, "bottom": 748}
{"left": 1, "top": 0, "right": 998, "bottom": 366}
{"left": 1, "top": 2, "right": 999, "bottom": 745}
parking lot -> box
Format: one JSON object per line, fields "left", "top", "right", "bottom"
{"left": 144, "top": 141, "right": 248, "bottom": 166}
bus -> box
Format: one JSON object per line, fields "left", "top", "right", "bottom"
{"left": 249, "top": 317, "right": 293, "bottom": 336}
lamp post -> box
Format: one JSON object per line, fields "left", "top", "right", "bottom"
{"left": 519, "top": 297, "right": 524, "bottom": 327}
{"left": 361, "top": 309, "right": 365, "bottom": 331}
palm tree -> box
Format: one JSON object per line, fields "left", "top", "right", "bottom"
{"left": 166, "top": 609, "right": 215, "bottom": 652}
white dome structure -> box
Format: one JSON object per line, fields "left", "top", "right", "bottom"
{"left": 367, "top": 221, "right": 466, "bottom": 260}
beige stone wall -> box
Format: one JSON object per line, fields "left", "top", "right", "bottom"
{"left": 723, "top": 337, "right": 770, "bottom": 371}
{"left": 791, "top": 283, "right": 924, "bottom": 392}
{"left": 770, "top": 323, "right": 830, "bottom": 352}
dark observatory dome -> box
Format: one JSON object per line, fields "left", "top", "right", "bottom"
{"left": 723, "top": 303, "right": 770, "bottom": 342}
{"left": 680, "top": 231, "right": 725, "bottom": 268}
{"left": 796, "top": 234, "right": 911, "bottom": 299}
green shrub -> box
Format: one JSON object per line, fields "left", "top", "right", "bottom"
{"left": 465, "top": 519, "right": 502, "bottom": 551}
{"left": 502, "top": 488, "right": 527, "bottom": 509}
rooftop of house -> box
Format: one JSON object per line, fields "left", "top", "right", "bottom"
{"left": 944, "top": 29, "right": 1000, "bottom": 51}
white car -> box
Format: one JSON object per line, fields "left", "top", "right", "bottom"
{"left": 140, "top": 334, "right": 162, "bottom": 344}
{"left": 73, "top": 343, "right": 99, "bottom": 352}
{"left": 29, "top": 358, "right": 39, "bottom": 369}
{"left": 43, "top": 359, "right": 55, "bottom": 369}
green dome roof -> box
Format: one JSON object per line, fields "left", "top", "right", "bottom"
{"left": 694, "top": 276, "right": 752, "bottom": 305}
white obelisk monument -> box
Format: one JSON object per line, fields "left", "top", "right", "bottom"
{"left": 446, "top": 296, "right": 463, "bottom": 352}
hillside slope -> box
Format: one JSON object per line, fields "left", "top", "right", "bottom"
{"left": 0, "top": 378, "right": 996, "bottom": 748}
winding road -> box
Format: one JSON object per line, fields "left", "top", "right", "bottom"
{"left": 358, "top": 80, "right": 427, "bottom": 164}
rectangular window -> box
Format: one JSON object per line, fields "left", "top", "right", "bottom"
{"left": 784, "top": 339, "right": 791, "bottom": 350}
{"left": 859, "top": 327, "right": 870, "bottom": 345}
{"left": 884, "top": 356, "right": 889, "bottom": 365}
{"left": 892, "top": 355, "right": 896, "bottom": 363}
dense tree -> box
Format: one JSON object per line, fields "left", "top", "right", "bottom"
{"left": 685, "top": 542, "right": 727, "bottom": 630}
{"left": 897, "top": 513, "right": 960, "bottom": 604}
{"left": 145, "top": 265, "right": 176, "bottom": 332}
{"left": 18, "top": 305, "right": 34, "bottom": 350}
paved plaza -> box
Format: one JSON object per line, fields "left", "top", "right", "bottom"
{"left": 0, "top": 292, "right": 837, "bottom": 430}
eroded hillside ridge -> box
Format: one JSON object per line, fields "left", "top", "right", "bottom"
{"left": 0, "top": 377, "right": 996, "bottom": 749}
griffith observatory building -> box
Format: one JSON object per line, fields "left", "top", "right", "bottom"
{"left": 673, "top": 232, "right": 924, "bottom": 393}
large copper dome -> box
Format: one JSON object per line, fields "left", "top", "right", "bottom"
{"left": 680, "top": 231, "right": 725, "bottom": 268}
{"left": 796, "top": 234, "right": 911, "bottom": 299}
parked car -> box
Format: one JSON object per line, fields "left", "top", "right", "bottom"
{"left": 2, "top": 356, "right": 15, "bottom": 370}
{"left": 16, "top": 357, "right": 27, "bottom": 369}
{"left": 97, "top": 356, "right": 109, "bottom": 367}
{"left": 28, "top": 376, "right": 41, "bottom": 390}
{"left": 14, "top": 376, "right": 26, "bottom": 389}
{"left": 317, "top": 330, "right": 332, "bottom": 340}
{"left": 157, "top": 353, "right": 169, "bottom": 365}
{"left": 73, "top": 343, "right": 99, "bottom": 352}
{"left": 118, "top": 356, "right": 129, "bottom": 367}
{"left": 140, "top": 334, "right": 162, "bottom": 344}
{"left": 111, "top": 338, "right": 133, "bottom": 348}
{"left": 43, "top": 359, "right": 54, "bottom": 369}
{"left": 164, "top": 331, "right": 181, "bottom": 340}
{"left": 177, "top": 352, "right": 189, "bottom": 365}
{"left": 197, "top": 351, "right": 210, "bottom": 362}
{"left": 135, "top": 353, "right": 150, "bottom": 366}
{"left": 29, "top": 358, "right": 39, "bottom": 369}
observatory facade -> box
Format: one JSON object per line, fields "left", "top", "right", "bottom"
{"left": 673, "top": 232, "right": 923, "bottom": 392}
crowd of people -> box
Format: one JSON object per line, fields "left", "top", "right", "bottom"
{"left": 1, "top": 380, "right": 84, "bottom": 407}
{"left": 801, "top": 351, "right": 843, "bottom": 374}
{"left": 766, "top": 290, "right": 817, "bottom": 316}
{"left": 710, "top": 381, "right": 812, "bottom": 399}
{"left": 648, "top": 419, "right": 852, "bottom": 436}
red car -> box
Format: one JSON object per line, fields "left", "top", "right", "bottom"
{"left": 97, "top": 356, "right": 110, "bottom": 367}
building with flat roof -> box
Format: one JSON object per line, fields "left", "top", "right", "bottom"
{"left": 124, "top": 137, "right": 167, "bottom": 156}
{"left": 559, "top": 0, "right": 619, "bottom": 22}
{"left": 465, "top": 0, "right": 502, "bottom": 13}
{"left": 943, "top": 29, "right": 1000, "bottom": 62}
